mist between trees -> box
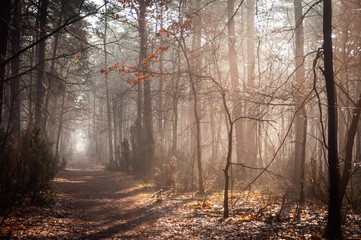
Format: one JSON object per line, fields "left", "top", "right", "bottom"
{"left": 0, "top": 0, "right": 360, "bottom": 239}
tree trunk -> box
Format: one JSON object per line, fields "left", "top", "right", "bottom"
{"left": 139, "top": 0, "right": 154, "bottom": 174}
{"left": 35, "top": 0, "right": 48, "bottom": 128}
{"left": 118, "top": 94, "right": 123, "bottom": 145}
{"left": 223, "top": 123, "right": 233, "bottom": 218}
{"left": 0, "top": 0, "right": 13, "bottom": 125}
{"left": 292, "top": 0, "right": 307, "bottom": 196}
{"left": 158, "top": 52, "right": 164, "bottom": 139}
{"left": 103, "top": 1, "right": 114, "bottom": 162}
{"left": 192, "top": 0, "right": 204, "bottom": 195}
{"left": 171, "top": 51, "right": 181, "bottom": 153}
{"left": 113, "top": 95, "right": 118, "bottom": 166}
{"left": 55, "top": 91, "right": 66, "bottom": 165}
{"left": 246, "top": 0, "right": 257, "bottom": 167}
{"left": 227, "top": 0, "right": 246, "bottom": 168}
{"left": 340, "top": 93, "right": 361, "bottom": 203}
{"left": 299, "top": 111, "right": 307, "bottom": 204}
{"left": 9, "top": 0, "right": 22, "bottom": 135}
{"left": 323, "top": 1, "right": 343, "bottom": 238}
{"left": 43, "top": 8, "right": 64, "bottom": 134}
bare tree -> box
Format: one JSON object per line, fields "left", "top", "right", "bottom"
{"left": 103, "top": 1, "right": 114, "bottom": 162}
{"left": 292, "top": 0, "right": 307, "bottom": 203}
{"left": 323, "top": 0, "right": 343, "bottom": 238}
{"left": 227, "top": 0, "right": 246, "bottom": 169}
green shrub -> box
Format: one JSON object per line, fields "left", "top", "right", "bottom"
{"left": 0, "top": 125, "right": 55, "bottom": 218}
{"left": 26, "top": 126, "right": 55, "bottom": 200}
{"left": 0, "top": 129, "right": 26, "bottom": 218}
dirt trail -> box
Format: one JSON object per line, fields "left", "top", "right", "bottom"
{"left": 54, "top": 152, "right": 169, "bottom": 239}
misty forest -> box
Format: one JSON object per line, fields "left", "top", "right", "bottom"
{"left": 0, "top": 0, "right": 360, "bottom": 239}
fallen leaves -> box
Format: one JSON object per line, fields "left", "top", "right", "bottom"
{"left": 2, "top": 172, "right": 360, "bottom": 239}
{"left": 0, "top": 203, "right": 87, "bottom": 239}
{"left": 141, "top": 190, "right": 361, "bottom": 239}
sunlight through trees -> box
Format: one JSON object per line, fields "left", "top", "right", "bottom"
{"left": 0, "top": 0, "right": 360, "bottom": 238}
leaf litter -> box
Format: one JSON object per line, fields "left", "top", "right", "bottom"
{"left": 1, "top": 172, "right": 360, "bottom": 239}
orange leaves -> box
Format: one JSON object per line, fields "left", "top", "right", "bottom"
{"left": 159, "top": 27, "right": 171, "bottom": 38}
{"left": 117, "top": 0, "right": 133, "bottom": 8}
{"left": 101, "top": 46, "right": 169, "bottom": 85}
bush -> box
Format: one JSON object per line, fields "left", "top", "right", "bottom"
{"left": 0, "top": 125, "right": 56, "bottom": 218}
{"left": 104, "top": 160, "right": 119, "bottom": 172}
{"left": 153, "top": 134, "right": 178, "bottom": 189}
{"left": 0, "top": 129, "right": 26, "bottom": 218}
{"left": 26, "top": 126, "right": 55, "bottom": 200}
{"left": 173, "top": 151, "right": 193, "bottom": 191}
{"left": 154, "top": 153, "right": 176, "bottom": 189}
{"left": 129, "top": 122, "right": 147, "bottom": 173}
{"left": 307, "top": 157, "right": 328, "bottom": 203}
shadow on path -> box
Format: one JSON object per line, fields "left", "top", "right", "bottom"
{"left": 53, "top": 152, "right": 176, "bottom": 239}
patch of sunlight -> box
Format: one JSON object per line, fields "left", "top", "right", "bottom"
{"left": 137, "top": 192, "right": 152, "bottom": 198}
{"left": 52, "top": 178, "right": 86, "bottom": 184}
{"left": 113, "top": 172, "right": 155, "bottom": 190}
{"left": 81, "top": 176, "right": 94, "bottom": 180}
{"left": 113, "top": 172, "right": 130, "bottom": 180}
{"left": 52, "top": 178, "right": 67, "bottom": 182}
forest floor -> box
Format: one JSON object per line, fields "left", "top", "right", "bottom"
{"left": 2, "top": 152, "right": 361, "bottom": 239}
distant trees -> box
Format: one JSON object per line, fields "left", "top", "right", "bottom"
{"left": 97, "top": 1, "right": 360, "bottom": 223}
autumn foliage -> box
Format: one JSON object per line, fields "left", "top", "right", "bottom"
{"left": 101, "top": 46, "right": 169, "bottom": 85}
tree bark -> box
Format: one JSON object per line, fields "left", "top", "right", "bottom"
{"left": 340, "top": 93, "right": 361, "bottom": 203}
{"left": 139, "top": 0, "right": 155, "bottom": 175}
{"left": 246, "top": 0, "right": 257, "bottom": 167}
{"left": 35, "top": 0, "right": 48, "bottom": 128}
{"left": 9, "top": 0, "right": 22, "bottom": 135}
{"left": 223, "top": 122, "right": 233, "bottom": 218}
{"left": 227, "top": 0, "right": 246, "bottom": 168}
{"left": 192, "top": 0, "right": 204, "bottom": 195}
{"left": 55, "top": 91, "right": 66, "bottom": 165}
{"left": 171, "top": 51, "right": 181, "bottom": 153}
{"left": 43, "top": 7, "right": 64, "bottom": 134}
{"left": 323, "top": 0, "right": 343, "bottom": 238}
{"left": 0, "top": 0, "right": 13, "bottom": 125}
{"left": 103, "top": 1, "right": 114, "bottom": 162}
{"left": 292, "top": 0, "right": 307, "bottom": 196}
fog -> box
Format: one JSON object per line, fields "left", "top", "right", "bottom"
{"left": 0, "top": 0, "right": 360, "bottom": 237}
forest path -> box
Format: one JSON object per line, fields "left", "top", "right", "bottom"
{"left": 53, "top": 152, "right": 172, "bottom": 239}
